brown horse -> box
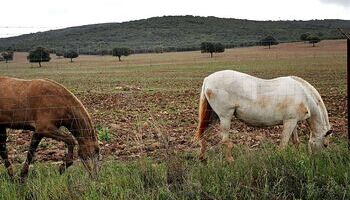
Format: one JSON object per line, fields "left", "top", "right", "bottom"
{"left": 0, "top": 76, "right": 100, "bottom": 181}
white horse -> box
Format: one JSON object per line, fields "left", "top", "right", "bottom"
{"left": 195, "top": 70, "right": 333, "bottom": 161}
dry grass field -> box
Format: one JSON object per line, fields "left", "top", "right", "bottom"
{"left": 0, "top": 40, "right": 348, "bottom": 199}
{"left": 0, "top": 39, "right": 347, "bottom": 162}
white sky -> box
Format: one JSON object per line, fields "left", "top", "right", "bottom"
{"left": 0, "top": 0, "right": 349, "bottom": 38}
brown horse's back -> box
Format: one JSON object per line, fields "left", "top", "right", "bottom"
{"left": 0, "top": 76, "right": 79, "bottom": 130}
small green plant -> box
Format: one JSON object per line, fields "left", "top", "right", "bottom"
{"left": 96, "top": 125, "right": 111, "bottom": 142}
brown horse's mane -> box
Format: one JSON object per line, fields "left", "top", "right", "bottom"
{"left": 41, "top": 78, "right": 96, "bottom": 139}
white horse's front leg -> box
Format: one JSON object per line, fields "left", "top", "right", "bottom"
{"left": 291, "top": 127, "right": 300, "bottom": 149}
{"left": 280, "top": 119, "right": 298, "bottom": 148}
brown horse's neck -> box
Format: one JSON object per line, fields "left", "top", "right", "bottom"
{"left": 69, "top": 105, "right": 97, "bottom": 145}
{"left": 45, "top": 78, "right": 98, "bottom": 145}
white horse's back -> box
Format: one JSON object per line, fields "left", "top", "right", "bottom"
{"left": 203, "top": 70, "right": 311, "bottom": 126}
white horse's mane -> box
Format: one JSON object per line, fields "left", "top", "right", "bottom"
{"left": 290, "top": 76, "right": 330, "bottom": 132}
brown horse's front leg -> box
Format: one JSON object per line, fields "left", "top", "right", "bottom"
{"left": 42, "top": 128, "right": 76, "bottom": 175}
{"left": 59, "top": 142, "right": 75, "bottom": 174}
{"left": 20, "top": 133, "right": 43, "bottom": 182}
{"left": 0, "top": 127, "right": 14, "bottom": 179}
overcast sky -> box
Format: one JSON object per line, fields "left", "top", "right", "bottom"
{"left": 0, "top": 0, "right": 349, "bottom": 38}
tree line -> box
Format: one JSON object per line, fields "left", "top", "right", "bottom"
{"left": 0, "top": 33, "right": 322, "bottom": 67}
{"left": 23, "top": 47, "right": 134, "bottom": 67}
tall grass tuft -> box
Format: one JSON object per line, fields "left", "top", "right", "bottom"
{"left": 96, "top": 125, "right": 111, "bottom": 142}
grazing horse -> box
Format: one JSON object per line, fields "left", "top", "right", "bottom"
{"left": 195, "top": 70, "right": 332, "bottom": 161}
{"left": 0, "top": 76, "right": 100, "bottom": 181}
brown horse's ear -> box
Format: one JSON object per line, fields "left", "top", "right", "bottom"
{"left": 325, "top": 130, "right": 333, "bottom": 137}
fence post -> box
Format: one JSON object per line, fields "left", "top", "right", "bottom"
{"left": 347, "top": 39, "right": 350, "bottom": 150}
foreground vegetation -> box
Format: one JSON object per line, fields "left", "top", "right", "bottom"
{"left": 0, "top": 140, "right": 349, "bottom": 200}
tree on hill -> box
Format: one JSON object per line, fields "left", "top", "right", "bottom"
{"left": 1, "top": 51, "right": 14, "bottom": 63}
{"left": 27, "top": 47, "right": 51, "bottom": 67}
{"left": 201, "top": 42, "right": 225, "bottom": 58}
{"left": 307, "top": 36, "right": 321, "bottom": 47}
{"left": 112, "top": 47, "right": 133, "bottom": 61}
{"left": 260, "top": 36, "right": 279, "bottom": 49}
{"left": 64, "top": 50, "right": 79, "bottom": 62}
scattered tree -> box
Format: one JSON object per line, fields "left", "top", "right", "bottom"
{"left": 300, "top": 33, "right": 322, "bottom": 47}
{"left": 260, "top": 36, "right": 279, "bottom": 49}
{"left": 200, "top": 42, "right": 225, "bottom": 58}
{"left": 64, "top": 50, "right": 79, "bottom": 62}
{"left": 27, "top": 47, "right": 51, "bottom": 67}
{"left": 112, "top": 47, "right": 133, "bottom": 61}
{"left": 1, "top": 51, "right": 14, "bottom": 63}
{"left": 307, "top": 36, "right": 321, "bottom": 47}
{"left": 300, "top": 33, "right": 311, "bottom": 41}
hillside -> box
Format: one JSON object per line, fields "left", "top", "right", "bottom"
{"left": 0, "top": 15, "right": 349, "bottom": 54}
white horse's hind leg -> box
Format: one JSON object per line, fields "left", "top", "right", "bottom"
{"left": 219, "top": 114, "right": 235, "bottom": 162}
{"left": 280, "top": 119, "right": 298, "bottom": 149}
{"left": 291, "top": 127, "right": 300, "bottom": 149}
{"left": 205, "top": 88, "right": 235, "bottom": 162}
{"left": 199, "top": 139, "right": 207, "bottom": 161}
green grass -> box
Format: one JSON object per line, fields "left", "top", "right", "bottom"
{"left": 96, "top": 125, "right": 111, "bottom": 142}
{"left": 1, "top": 141, "right": 349, "bottom": 200}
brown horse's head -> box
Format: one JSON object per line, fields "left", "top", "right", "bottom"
{"left": 65, "top": 92, "right": 102, "bottom": 179}
{"left": 78, "top": 135, "right": 101, "bottom": 179}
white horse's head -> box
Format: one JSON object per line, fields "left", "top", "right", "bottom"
{"left": 308, "top": 129, "right": 333, "bottom": 153}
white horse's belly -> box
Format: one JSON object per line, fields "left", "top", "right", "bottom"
{"left": 235, "top": 105, "right": 283, "bottom": 127}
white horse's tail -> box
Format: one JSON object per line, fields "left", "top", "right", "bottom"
{"left": 195, "top": 79, "right": 215, "bottom": 140}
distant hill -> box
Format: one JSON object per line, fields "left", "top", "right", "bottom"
{"left": 0, "top": 15, "right": 349, "bottom": 54}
